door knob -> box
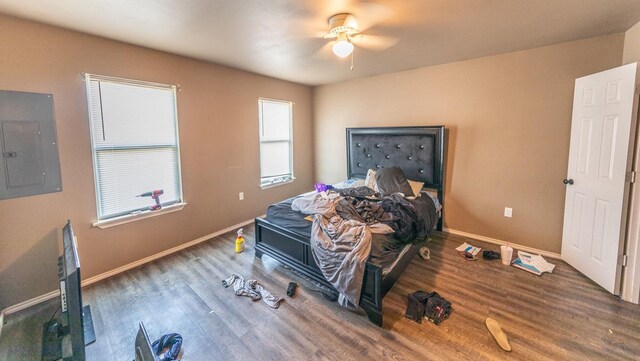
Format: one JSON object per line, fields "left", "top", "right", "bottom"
{"left": 563, "top": 178, "right": 574, "bottom": 185}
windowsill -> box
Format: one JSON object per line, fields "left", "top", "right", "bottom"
{"left": 92, "top": 202, "right": 187, "bottom": 229}
{"left": 260, "top": 178, "right": 295, "bottom": 190}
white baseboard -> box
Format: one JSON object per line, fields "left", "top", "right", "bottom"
{"left": 82, "top": 217, "right": 255, "bottom": 287}
{"left": 2, "top": 290, "right": 60, "bottom": 316}
{"left": 441, "top": 227, "right": 562, "bottom": 259}
{"left": 2, "top": 218, "right": 256, "bottom": 316}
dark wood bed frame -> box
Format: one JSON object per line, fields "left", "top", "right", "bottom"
{"left": 254, "top": 126, "right": 445, "bottom": 326}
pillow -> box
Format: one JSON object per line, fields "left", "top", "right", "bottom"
{"left": 407, "top": 180, "right": 424, "bottom": 198}
{"left": 375, "top": 167, "right": 413, "bottom": 196}
{"left": 364, "top": 169, "right": 379, "bottom": 192}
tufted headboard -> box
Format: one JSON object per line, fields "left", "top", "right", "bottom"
{"left": 346, "top": 126, "right": 445, "bottom": 230}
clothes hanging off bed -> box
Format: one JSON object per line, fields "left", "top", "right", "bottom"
{"left": 292, "top": 191, "right": 394, "bottom": 307}
{"left": 380, "top": 193, "right": 436, "bottom": 243}
{"left": 291, "top": 189, "right": 437, "bottom": 308}
{"left": 311, "top": 213, "right": 394, "bottom": 307}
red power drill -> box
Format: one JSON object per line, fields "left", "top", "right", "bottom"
{"left": 136, "top": 189, "right": 164, "bottom": 211}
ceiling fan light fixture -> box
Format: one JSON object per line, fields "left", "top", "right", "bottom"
{"left": 332, "top": 37, "right": 354, "bottom": 58}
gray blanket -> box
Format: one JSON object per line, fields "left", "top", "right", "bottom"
{"left": 292, "top": 192, "right": 393, "bottom": 307}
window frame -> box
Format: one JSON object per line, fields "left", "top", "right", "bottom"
{"left": 258, "top": 97, "right": 294, "bottom": 189}
{"left": 84, "top": 73, "right": 185, "bottom": 224}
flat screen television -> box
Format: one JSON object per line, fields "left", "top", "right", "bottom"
{"left": 42, "top": 220, "right": 95, "bottom": 361}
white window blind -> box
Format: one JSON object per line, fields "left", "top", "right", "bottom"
{"left": 85, "top": 75, "right": 183, "bottom": 220}
{"left": 259, "top": 99, "right": 293, "bottom": 187}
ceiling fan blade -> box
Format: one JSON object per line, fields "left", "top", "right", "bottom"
{"left": 350, "top": 2, "right": 394, "bottom": 32}
{"left": 312, "top": 42, "right": 335, "bottom": 58}
{"left": 351, "top": 34, "right": 398, "bottom": 51}
{"left": 289, "top": 13, "right": 330, "bottom": 39}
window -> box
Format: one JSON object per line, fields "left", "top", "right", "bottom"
{"left": 85, "top": 74, "right": 183, "bottom": 221}
{"left": 259, "top": 98, "right": 293, "bottom": 187}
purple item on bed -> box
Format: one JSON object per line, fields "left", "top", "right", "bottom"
{"left": 314, "top": 183, "right": 334, "bottom": 192}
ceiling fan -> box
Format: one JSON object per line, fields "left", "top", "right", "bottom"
{"left": 324, "top": 13, "right": 360, "bottom": 58}
{"left": 322, "top": 12, "right": 398, "bottom": 63}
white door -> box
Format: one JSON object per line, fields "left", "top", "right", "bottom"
{"left": 562, "top": 63, "right": 637, "bottom": 294}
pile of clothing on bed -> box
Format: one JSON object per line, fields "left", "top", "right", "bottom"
{"left": 291, "top": 167, "right": 438, "bottom": 308}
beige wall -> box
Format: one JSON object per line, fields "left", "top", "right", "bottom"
{"left": 313, "top": 34, "right": 624, "bottom": 254}
{"left": 0, "top": 15, "right": 314, "bottom": 310}
{"left": 623, "top": 21, "right": 640, "bottom": 84}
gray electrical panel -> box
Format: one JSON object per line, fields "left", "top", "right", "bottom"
{"left": 0, "top": 90, "right": 62, "bottom": 200}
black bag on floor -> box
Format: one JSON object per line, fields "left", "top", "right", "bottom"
{"left": 423, "top": 293, "right": 452, "bottom": 325}
{"left": 405, "top": 291, "right": 452, "bottom": 325}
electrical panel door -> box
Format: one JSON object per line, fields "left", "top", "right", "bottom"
{"left": 0, "top": 90, "right": 62, "bottom": 200}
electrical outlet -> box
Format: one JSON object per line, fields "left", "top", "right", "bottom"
{"left": 504, "top": 207, "right": 512, "bottom": 218}
{"left": 239, "top": 192, "right": 244, "bottom": 201}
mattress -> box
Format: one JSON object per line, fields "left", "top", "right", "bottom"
{"left": 265, "top": 194, "right": 416, "bottom": 275}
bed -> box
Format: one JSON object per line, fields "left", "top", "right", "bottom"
{"left": 254, "top": 126, "right": 445, "bottom": 326}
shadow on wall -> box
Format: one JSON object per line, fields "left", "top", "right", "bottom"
{"left": 441, "top": 125, "right": 456, "bottom": 229}
{"left": 0, "top": 229, "right": 59, "bottom": 310}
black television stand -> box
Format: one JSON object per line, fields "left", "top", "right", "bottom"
{"left": 41, "top": 321, "right": 63, "bottom": 361}
{"left": 82, "top": 305, "right": 96, "bottom": 345}
{"left": 41, "top": 305, "right": 96, "bottom": 361}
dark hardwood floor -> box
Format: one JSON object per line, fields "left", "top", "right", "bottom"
{"left": 2, "top": 225, "right": 639, "bottom": 360}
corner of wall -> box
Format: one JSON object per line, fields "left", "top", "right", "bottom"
{"left": 310, "top": 86, "right": 318, "bottom": 183}
{"left": 623, "top": 21, "right": 640, "bottom": 84}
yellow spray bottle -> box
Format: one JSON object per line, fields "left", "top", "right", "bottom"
{"left": 235, "top": 228, "right": 245, "bottom": 253}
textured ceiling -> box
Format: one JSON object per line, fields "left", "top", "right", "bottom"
{"left": 1, "top": 0, "right": 640, "bottom": 86}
